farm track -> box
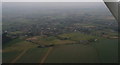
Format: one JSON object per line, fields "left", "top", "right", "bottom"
{"left": 40, "top": 47, "right": 53, "bottom": 65}
{"left": 11, "top": 48, "right": 29, "bottom": 63}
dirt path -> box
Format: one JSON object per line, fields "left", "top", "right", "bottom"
{"left": 40, "top": 47, "right": 53, "bottom": 65}
{"left": 11, "top": 49, "right": 28, "bottom": 63}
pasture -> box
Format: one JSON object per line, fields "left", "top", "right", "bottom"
{"left": 2, "top": 33, "right": 118, "bottom": 63}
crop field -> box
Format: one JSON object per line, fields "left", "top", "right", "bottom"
{"left": 16, "top": 48, "right": 48, "bottom": 63}
{"left": 3, "top": 51, "right": 21, "bottom": 63}
{"left": 2, "top": 2, "right": 118, "bottom": 63}
{"left": 3, "top": 38, "right": 118, "bottom": 63}
{"left": 45, "top": 44, "right": 99, "bottom": 63}
{"left": 93, "top": 39, "right": 118, "bottom": 63}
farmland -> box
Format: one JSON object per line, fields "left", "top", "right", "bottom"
{"left": 2, "top": 33, "right": 118, "bottom": 63}
{"left": 2, "top": 2, "right": 118, "bottom": 63}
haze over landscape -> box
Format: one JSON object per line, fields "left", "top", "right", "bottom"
{"left": 2, "top": 2, "right": 118, "bottom": 63}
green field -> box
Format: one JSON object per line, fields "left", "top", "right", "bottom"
{"left": 2, "top": 2, "right": 118, "bottom": 63}
{"left": 3, "top": 51, "right": 21, "bottom": 63}
{"left": 45, "top": 44, "right": 99, "bottom": 63}
{"left": 3, "top": 33, "right": 118, "bottom": 63}
{"left": 16, "top": 48, "right": 48, "bottom": 63}
{"left": 93, "top": 38, "right": 118, "bottom": 63}
{"left": 44, "top": 39, "right": 118, "bottom": 63}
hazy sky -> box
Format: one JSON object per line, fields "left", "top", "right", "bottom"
{"left": 2, "top": 0, "right": 103, "bottom": 2}
{"left": 2, "top": 0, "right": 119, "bottom": 2}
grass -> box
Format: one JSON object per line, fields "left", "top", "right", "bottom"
{"left": 45, "top": 44, "right": 99, "bottom": 63}
{"left": 3, "top": 38, "right": 23, "bottom": 49}
{"left": 3, "top": 32, "right": 118, "bottom": 63}
{"left": 30, "top": 36, "right": 76, "bottom": 45}
{"left": 45, "top": 38, "right": 118, "bottom": 63}
{"left": 92, "top": 38, "right": 118, "bottom": 63}
{"left": 58, "top": 32, "right": 97, "bottom": 41}
{"left": 3, "top": 40, "right": 38, "bottom": 53}
{"left": 16, "top": 48, "right": 48, "bottom": 63}
{"left": 9, "top": 31, "right": 24, "bottom": 35}
{"left": 51, "top": 39, "right": 76, "bottom": 45}
{"left": 3, "top": 51, "right": 21, "bottom": 63}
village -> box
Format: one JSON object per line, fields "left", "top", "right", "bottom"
{"left": 3, "top": 18, "right": 118, "bottom": 48}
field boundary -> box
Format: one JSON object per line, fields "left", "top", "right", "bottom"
{"left": 40, "top": 47, "right": 53, "bottom": 65}
{"left": 11, "top": 49, "right": 28, "bottom": 63}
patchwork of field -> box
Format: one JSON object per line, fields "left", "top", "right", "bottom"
{"left": 17, "top": 48, "right": 48, "bottom": 63}
{"left": 93, "top": 39, "right": 118, "bottom": 63}
{"left": 45, "top": 44, "right": 99, "bottom": 63}
{"left": 3, "top": 36, "right": 118, "bottom": 63}
{"left": 2, "top": 2, "right": 118, "bottom": 64}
